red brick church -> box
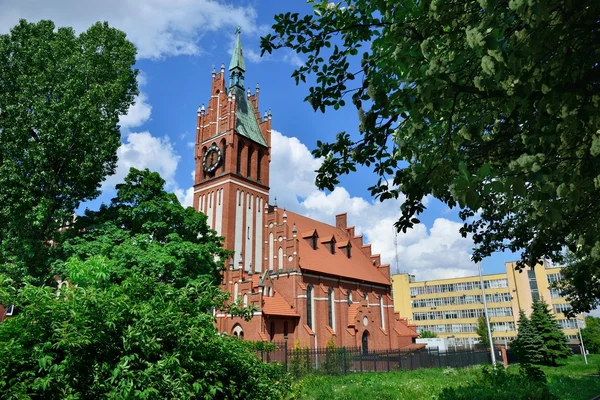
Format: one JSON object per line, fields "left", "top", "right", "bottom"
{"left": 193, "top": 30, "right": 418, "bottom": 351}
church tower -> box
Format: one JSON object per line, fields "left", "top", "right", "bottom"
{"left": 193, "top": 28, "right": 271, "bottom": 273}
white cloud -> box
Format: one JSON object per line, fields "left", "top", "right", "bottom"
{"left": 0, "top": 0, "right": 264, "bottom": 59}
{"left": 270, "top": 129, "right": 476, "bottom": 281}
{"left": 119, "top": 74, "right": 152, "bottom": 129}
{"left": 103, "top": 132, "right": 180, "bottom": 190}
{"left": 282, "top": 51, "right": 304, "bottom": 68}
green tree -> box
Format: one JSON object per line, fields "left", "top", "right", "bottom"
{"left": 581, "top": 315, "right": 600, "bottom": 354}
{"left": 0, "top": 169, "right": 290, "bottom": 399}
{"left": 511, "top": 310, "right": 543, "bottom": 365}
{"left": 0, "top": 19, "right": 138, "bottom": 283}
{"left": 261, "top": 0, "right": 600, "bottom": 314}
{"left": 529, "top": 299, "right": 571, "bottom": 365}
{"left": 419, "top": 330, "right": 438, "bottom": 338}
{"left": 475, "top": 313, "right": 493, "bottom": 349}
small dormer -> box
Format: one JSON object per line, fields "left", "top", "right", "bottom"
{"left": 302, "top": 229, "right": 319, "bottom": 250}
{"left": 320, "top": 234, "right": 336, "bottom": 255}
{"left": 337, "top": 240, "right": 352, "bottom": 258}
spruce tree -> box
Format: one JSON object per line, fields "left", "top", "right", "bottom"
{"left": 512, "top": 310, "right": 543, "bottom": 365}
{"left": 530, "top": 299, "right": 571, "bottom": 365}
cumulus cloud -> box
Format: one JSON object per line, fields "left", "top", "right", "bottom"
{"left": 0, "top": 0, "right": 264, "bottom": 59}
{"left": 119, "top": 73, "right": 152, "bottom": 129}
{"left": 269, "top": 129, "right": 476, "bottom": 281}
{"left": 102, "top": 132, "right": 180, "bottom": 190}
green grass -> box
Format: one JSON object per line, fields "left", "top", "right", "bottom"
{"left": 297, "top": 355, "right": 600, "bottom": 400}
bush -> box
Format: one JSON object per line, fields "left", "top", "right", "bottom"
{"left": 289, "top": 341, "right": 311, "bottom": 378}
{"left": 438, "top": 365, "right": 556, "bottom": 400}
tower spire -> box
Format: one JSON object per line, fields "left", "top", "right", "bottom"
{"left": 229, "top": 26, "right": 246, "bottom": 88}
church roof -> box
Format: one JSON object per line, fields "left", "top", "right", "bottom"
{"left": 262, "top": 291, "right": 299, "bottom": 317}
{"left": 278, "top": 209, "right": 391, "bottom": 286}
{"left": 229, "top": 86, "right": 267, "bottom": 147}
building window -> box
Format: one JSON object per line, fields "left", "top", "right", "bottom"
{"left": 278, "top": 247, "right": 283, "bottom": 270}
{"left": 232, "top": 324, "right": 244, "bottom": 339}
{"left": 283, "top": 321, "right": 289, "bottom": 338}
{"left": 257, "top": 151, "right": 262, "bottom": 182}
{"left": 270, "top": 321, "right": 275, "bottom": 341}
{"left": 364, "top": 292, "right": 368, "bottom": 302}
{"left": 247, "top": 147, "right": 253, "bottom": 178}
{"left": 307, "top": 285, "right": 314, "bottom": 330}
{"left": 243, "top": 294, "right": 248, "bottom": 307}
{"left": 347, "top": 290, "right": 352, "bottom": 305}
{"left": 379, "top": 295, "right": 385, "bottom": 330}
{"left": 328, "top": 288, "right": 334, "bottom": 330}
{"left": 5, "top": 305, "right": 14, "bottom": 316}
{"left": 528, "top": 269, "right": 540, "bottom": 301}
{"left": 221, "top": 140, "right": 227, "bottom": 173}
{"left": 236, "top": 142, "right": 243, "bottom": 174}
{"left": 234, "top": 283, "right": 239, "bottom": 300}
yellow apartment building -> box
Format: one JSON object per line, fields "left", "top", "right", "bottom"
{"left": 392, "top": 261, "right": 584, "bottom": 348}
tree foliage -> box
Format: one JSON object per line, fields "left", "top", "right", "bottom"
{"left": 529, "top": 299, "right": 571, "bottom": 365}
{"left": 0, "top": 19, "right": 138, "bottom": 283}
{"left": 475, "top": 313, "right": 493, "bottom": 349}
{"left": 581, "top": 316, "right": 600, "bottom": 354}
{"left": 419, "top": 330, "right": 438, "bottom": 338}
{"left": 261, "top": 0, "right": 600, "bottom": 313}
{"left": 0, "top": 169, "right": 290, "bottom": 399}
{"left": 511, "top": 310, "right": 543, "bottom": 365}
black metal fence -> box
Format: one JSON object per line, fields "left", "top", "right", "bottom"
{"left": 257, "top": 342, "right": 491, "bottom": 377}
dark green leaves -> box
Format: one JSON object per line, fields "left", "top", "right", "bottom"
{"left": 261, "top": 0, "right": 600, "bottom": 313}
{"left": 0, "top": 19, "right": 138, "bottom": 284}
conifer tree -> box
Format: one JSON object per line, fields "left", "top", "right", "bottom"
{"left": 530, "top": 299, "right": 571, "bottom": 365}
{"left": 511, "top": 310, "right": 543, "bottom": 365}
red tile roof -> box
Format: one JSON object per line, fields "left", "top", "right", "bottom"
{"left": 262, "top": 291, "right": 300, "bottom": 317}
{"left": 347, "top": 304, "right": 360, "bottom": 326}
{"left": 251, "top": 274, "right": 260, "bottom": 289}
{"left": 279, "top": 209, "right": 390, "bottom": 285}
{"left": 401, "top": 343, "right": 427, "bottom": 351}
{"left": 394, "top": 320, "right": 419, "bottom": 338}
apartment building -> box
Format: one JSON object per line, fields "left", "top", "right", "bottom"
{"left": 392, "top": 261, "right": 584, "bottom": 348}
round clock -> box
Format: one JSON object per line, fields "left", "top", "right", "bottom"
{"left": 202, "top": 145, "right": 222, "bottom": 172}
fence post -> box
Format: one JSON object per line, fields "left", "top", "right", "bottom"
{"left": 437, "top": 349, "right": 441, "bottom": 368}
{"left": 410, "top": 352, "right": 414, "bottom": 370}
{"left": 284, "top": 340, "right": 288, "bottom": 373}
{"left": 387, "top": 349, "right": 391, "bottom": 372}
{"left": 359, "top": 347, "right": 363, "bottom": 372}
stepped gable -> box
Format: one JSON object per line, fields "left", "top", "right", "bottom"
{"left": 277, "top": 209, "right": 390, "bottom": 285}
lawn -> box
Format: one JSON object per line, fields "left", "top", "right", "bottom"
{"left": 297, "top": 355, "right": 600, "bottom": 400}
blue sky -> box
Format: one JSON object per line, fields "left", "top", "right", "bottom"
{"left": 0, "top": 0, "right": 519, "bottom": 280}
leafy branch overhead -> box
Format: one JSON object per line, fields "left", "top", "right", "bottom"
{"left": 261, "top": 0, "right": 600, "bottom": 313}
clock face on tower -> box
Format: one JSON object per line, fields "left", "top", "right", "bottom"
{"left": 202, "top": 144, "right": 222, "bottom": 173}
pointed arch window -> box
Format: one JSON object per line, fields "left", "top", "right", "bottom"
{"left": 328, "top": 287, "right": 335, "bottom": 331}
{"left": 306, "top": 285, "right": 314, "bottom": 330}
{"left": 221, "top": 140, "right": 227, "bottom": 173}
{"left": 380, "top": 295, "right": 386, "bottom": 330}
{"left": 236, "top": 142, "right": 243, "bottom": 174}
{"left": 247, "top": 147, "right": 253, "bottom": 178}
{"left": 257, "top": 150, "right": 262, "bottom": 182}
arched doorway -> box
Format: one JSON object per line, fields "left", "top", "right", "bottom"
{"left": 362, "top": 330, "right": 369, "bottom": 354}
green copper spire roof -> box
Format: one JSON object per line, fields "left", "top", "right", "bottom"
{"left": 229, "top": 26, "right": 246, "bottom": 72}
